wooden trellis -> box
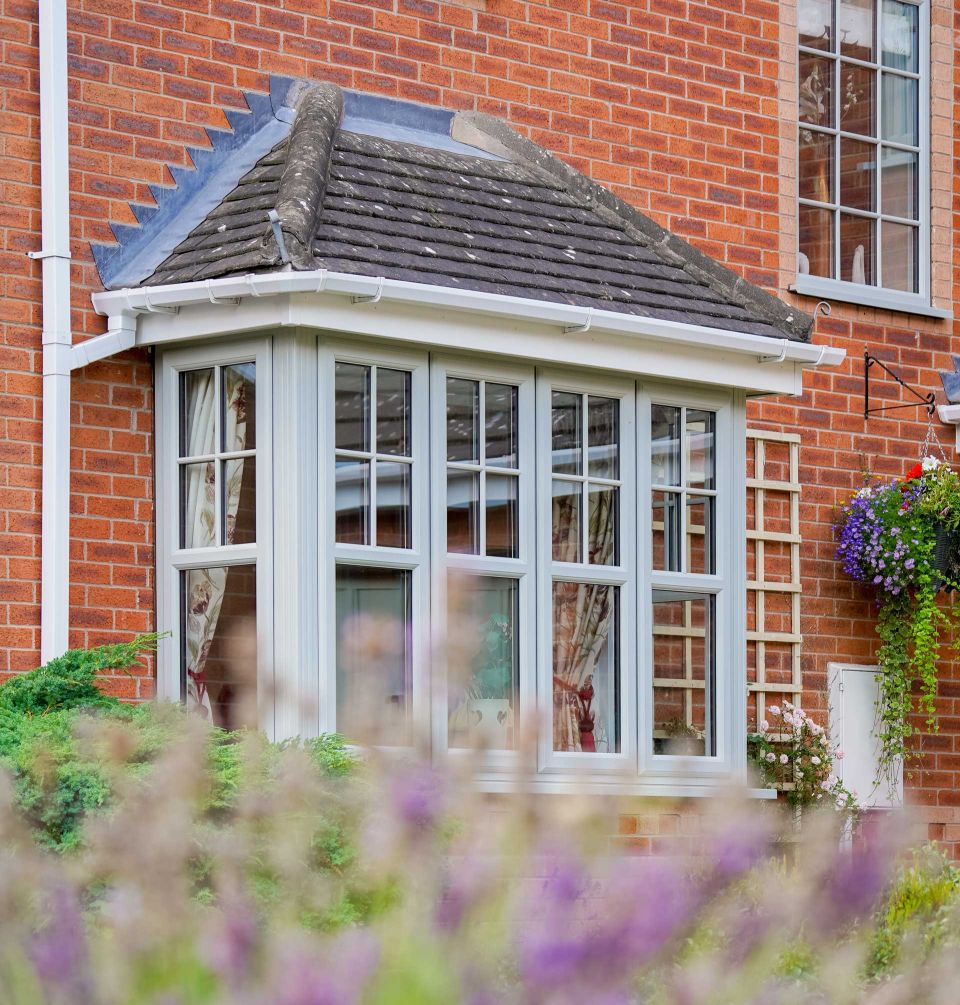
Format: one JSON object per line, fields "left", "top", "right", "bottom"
{"left": 746, "top": 428, "right": 803, "bottom": 729}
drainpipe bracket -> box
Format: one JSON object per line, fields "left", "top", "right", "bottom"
{"left": 28, "top": 249, "right": 71, "bottom": 261}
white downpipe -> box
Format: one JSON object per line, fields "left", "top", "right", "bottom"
{"left": 36, "top": 0, "right": 72, "bottom": 662}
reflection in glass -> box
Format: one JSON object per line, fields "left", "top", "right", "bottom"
{"left": 651, "top": 404, "right": 681, "bottom": 486}
{"left": 838, "top": 62, "right": 875, "bottom": 137}
{"left": 882, "top": 0, "right": 918, "bottom": 71}
{"left": 223, "top": 456, "right": 256, "bottom": 546}
{"left": 588, "top": 396, "right": 618, "bottom": 480}
{"left": 180, "top": 462, "right": 216, "bottom": 549}
{"left": 552, "top": 582, "right": 618, "bottom": 753}
{"left": 799, "top": 52, "right": 833, "bottom": 127}
{"left": 485, "top": 383, "right": 518, "bottom": 468}
{"left": 686, "top": 494, "right": 716, "bottom": 576}
{"left": 551, "top": 391, "right": 582, "bottom": 475}
{"left": 799, "top": 205, "right": 834, "bottom": 279}
{"left": 448, "top": 575, "right": 518, "bottom": 750}
{"left": 881, "top": 73, "right": 917, "bottom": 146}
{"left": 799, "top": 0, "right": 832, "bottom": 50}
{"left": 839, "top": 0, "right": 874, "bottom": 61}
{"left": 652, "top": 591, "right": 715, "bottom": 756}
{"left": 334, "top": 363, "right": 370, "bottom": 453}
{"left": 840, "top": 213, "right": 875, "bottom": 285}
{"left": 552, "top": 480, "right": 582, "bottom": 563}
{"left": 376, "top": 460, "right": 411, "bottom": 549}
{"left": 686, "top": 410, "right": 715, "bottom": 489}
{"left": 486, "top": 473, "right": 518, "bottom": 559}
{"left": 881, "top": 221, "right": 917, "bottom": 294}
{"left": 180, "top": 368, "right": 216, "bottom": 457}
{"left": 447, "top": 469, "right": 480, "bottom": 554}
{"left": 376, "top": 368, "right": 411, "bottom": 457}
{"left": 183, "top": 564, "right": 257, "bottom": 730}
{"left": 223, "top": 364, "right": 256, "bottom": 452}
{"left": 839, "top": 137, "right": 875, "bottom": 212}
{"left": 652, "top": 491, "right": 681, "bottom": 573}
{"left": 447, "top": 377, "right": 479, "bottom": 463}
{"left": 588, "top": 484, "right": 618, "bottom": 566}
{"left": 881, "top": 148, "right": 918, "bottom": 219}
{"left": 335, "top": 458, "right": 370, "bottom": 544}
{"left": 799, "top": 128, "right": 833, "bottom": 204}
{"left": 335, "top": 566, "right": 411, "bottom": 746}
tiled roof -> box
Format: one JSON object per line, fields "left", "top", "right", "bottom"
{"left": 143, "top": 84, "right": 812, "bottom": 342}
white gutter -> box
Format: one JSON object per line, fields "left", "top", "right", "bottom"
{"left": 86, "top": 270, "right": 845, "bottom": 371}
{"left": 34, "top": 0, "right": 72, "bottom": 662}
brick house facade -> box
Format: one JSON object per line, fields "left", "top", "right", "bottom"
{"left": 1, "top": 0, "right": 958, "bottom": 847}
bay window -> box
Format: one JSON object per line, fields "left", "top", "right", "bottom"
{"left": 158, "top": 336, "right": 746, "bottom": 791}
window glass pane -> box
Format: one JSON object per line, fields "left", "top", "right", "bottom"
{"left": 686, "top": 495, "right": 716, "bottom": 576}
{"left": 587, "top": 396, "right": 619, "bottom": 480}
{"left": 799, "top": 128, "right": 834, "bottom": 203}
{"left": 588, "top": 484, "right": 618, "bottom": 566}
{"left": 447, "top": 377, "right": 479, "bottom": 463}
{"left": 881, "top": 220, "right": 918, "bottom": 293}
{"left": 551, "top": 391, "right": 582, "bottom": 475}
{"left": 881, "top": 147, "right": 918, "bottom": 219}
{"left": 447, "top": 469, "right": 480, "bottom": 554}
{"left": 376, "top": 460, "right": 411, "bottom": 549}
{"left": 485, "top": 383, "right": 518, "bottom": 468}
{"left": 838, "top": 62, "right": 875, "bottom": 137}
{"left": 652, "top": 591, "right": 715, "bottom": 757}
{"left": 839, "top": 213, "right": 876, "bottom": 284}
{"left": 183, "top": 564, "right": 257, "bottom": 730}
{"left": 223, "top": 456, "right": 255, "bottom": 546}
{"left": 180, "top": 368, "right": 216, "bottom": 457}
{"left": 180, "top": 461, "right": 216, "bottom": 549}
{"left": 336, "top": 458, "right": 370, "bottom": 545}
{"left": 685, "top": 409, "right": 715, "bottom": 490}
{"left": 651, "top": 404, "right": 681, "bottom": 486}
{"left": 447, "top": 574, "right": 518, "bottom": 750}
{"left": 486, "top": 473, "right": 518, "bottom": 559}
{"left": 838, "top": 0, "right": 874, "bottom": 61}
{"left": 222, "top": 363, "right": 255, "bottom": 452}
{"left": 652, "top": 491, "right": 682, "bottom": 573}
{"left": 881, "top": 73, "right": 917, "bottom": 145}
{"left": 335, "top": 566, "right": 411, "bottom": 746}
{"left": 376, "top": 368, "right": 411, "bottom": 457}
{"left": 839, "top": 137, "right": 876, "bottom": 211}
{"left": 799, "top": 0, "right": 832, "bottom": 50}
{"left": 335, "top": 363, "right": 370, "bottom": 453}
{"left": 882, "top": 0, "right": 918, "bottom": 71}
{"left": 798, "top": 205, "right": 834, "bottom": 278}
{"left": 553, "top": 582, "right": 619, "bottom": 753}
{"left": 799, "top": 52, "right": 833, "bottom": 127}
{"left": 552, "top": 480, "right": 582, "bottom": 563}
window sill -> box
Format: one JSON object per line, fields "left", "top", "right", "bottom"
{"left": 471, "top": 772, "right": 778, "bottom": 800}
{"left": 789, "top": 275, "right": 952, "bottom": 321}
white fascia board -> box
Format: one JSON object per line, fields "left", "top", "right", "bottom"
{"left": 87, "top": 270, "right": 844, "bottom": 394}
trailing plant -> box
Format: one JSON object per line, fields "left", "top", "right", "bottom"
{"left": 748, "top": 701, "right": 857, "bottom": 819}
{"left": 835, "top": 457, "right": 960, "bottom": 780}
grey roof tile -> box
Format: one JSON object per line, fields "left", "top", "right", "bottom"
{"left": 145, "top": 83, "right": 811, "bottom": 342}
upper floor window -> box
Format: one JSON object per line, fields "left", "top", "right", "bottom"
{"left": 797, "top": 0, "right": 926, "bottom": 300}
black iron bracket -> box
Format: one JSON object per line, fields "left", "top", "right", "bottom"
{"left": 864, "top": 351, "right": 936, "bottom": 420}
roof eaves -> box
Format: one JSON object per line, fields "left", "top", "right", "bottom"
{"left": 451, "top": 111, "right": 814, "bottom": 343}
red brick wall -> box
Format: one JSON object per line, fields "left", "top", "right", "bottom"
{"left": 0, "top": 0, "right": 957, "bottom": 841}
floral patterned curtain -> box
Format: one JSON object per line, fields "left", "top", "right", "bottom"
{"left": 551, "top": 490, "right": 615, "bottom": 752}
{"left": 184, "top": 369, "right": 250, "bottom": 719}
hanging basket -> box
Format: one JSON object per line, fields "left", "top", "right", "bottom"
{"left": 932, "top": 523, "right": 960, "bottom": 593}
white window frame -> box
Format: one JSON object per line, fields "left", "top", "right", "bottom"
{"left": 155, "top": 337, "right": 274, "bottom": 734}
{"left": 155, "top": 334, "right": 751, "bottom": 793}
{"left": 429, "top": 356, "right": 536, "bottom": 769}
{"left": 792, "top": 0, "right": 938, "bottom": 315}
{"left": 318, "top": 339, "right": 431, "bottom": 744}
